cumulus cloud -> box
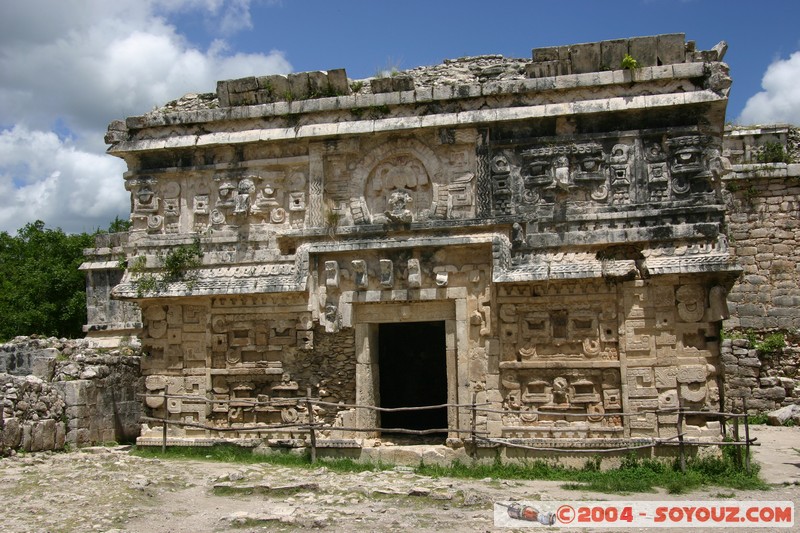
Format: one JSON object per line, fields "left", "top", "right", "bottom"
{"left": 737, "top": 51, "right": 800, "bottom": 125}
{"left": 0, "top": 0, "right": 291, "bottom": 234}
{"left": 0, "top": 126, "right": 128, "bottom": 234}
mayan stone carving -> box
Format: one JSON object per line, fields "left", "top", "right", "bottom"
{"left": 92, "top": 33, "right": 739, "bottom": 449}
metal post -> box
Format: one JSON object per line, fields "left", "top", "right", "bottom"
{"left": 743, "top": 397, "right": 751, "bottom": 475}
{"left": 732, "top": 409, "right": 742, "bottom": 469}
{"left": 161, "top": 390, "right": 167, "bottom": 454}
{"left": 306, "top": 387, "right": 317, "bottom": 464}
{"left": 470, "top": 391, "right": 477, "bottom": 457}
{"left": 677, "top": 403, "right": 686, "bottom": 473}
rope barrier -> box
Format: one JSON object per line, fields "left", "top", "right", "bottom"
{"left": 140, "top": 393, "right": 758, "bottom": 458}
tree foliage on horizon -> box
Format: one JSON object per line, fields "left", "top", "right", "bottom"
{"left": 0, "top": 218, "right": 128, "bottom": 342}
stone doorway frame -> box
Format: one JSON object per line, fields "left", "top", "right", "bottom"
{"left": 350, "top": 295, "right": 467, "bottom": 440}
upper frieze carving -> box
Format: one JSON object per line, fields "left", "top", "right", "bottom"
{"left": 489, "top": 132, "right": 728, "bottom": 215}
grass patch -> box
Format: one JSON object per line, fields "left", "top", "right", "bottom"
{"left": 131, "top": 444, "right": 393, "bottom": 474}
{"left": 130, "top": 445, "right": 768, "bottom": 495}
{"left": 747, "top": 413, "right": 770, "bottom": 425}
{"left": 416, "top": 451, "right": 767, "bottom": 494}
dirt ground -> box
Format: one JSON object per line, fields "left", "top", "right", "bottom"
{"left": 0, "top": 426, "right": 797, "bottom": 533}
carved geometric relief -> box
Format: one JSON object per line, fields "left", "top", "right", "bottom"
{"left": 163, "top": 198, "right": 180, "bottom": 218}
{"left": 379, "top": 259, "right": 393, "bottom": 287}
{"left": 364, "top": 155, "right": 432, "bottom": 224}
{"left": 167, "top": 328, "right": 182, "bottom": 345}
{"left": 627, "top": 368, "right": 658, "bottom": 398}
{"left": 654, "top": 366, "right": 678, "bottom": 388}
{"left": 178, "top": 306, "right": 198, "bottom": 324}
{"left": 625, "top": 319, "right": 652, "bottom": 353}
{"left": 679, "top": 382, "right": 708, "bottom": 403}
{"left": 652, "top": 286, "right": 675, "bottom": 308}
{"left": 325, "top": 261, "right": 340, "bottom": 288}
{"left": 658, "top": 389, "right": 679, "bottom": 409}
{"left": 629, "top": 411, "right": 657, "bottom": 430}
{"left": 211, "top": 334, "right": 227, "bottom": 352}
{"left": 193, "top": 194, "right": 210, "bottom": 214}
{"left": 407, "top": 259, "right": 421, "bottom": 288}
{"left": 676, "top": 365, "right": 706, "bottom": 384}
{"left": 603, "top": 388, "right": 621, "bottom": 409}
{"left": 676, "top": 285, "right": 705, "bottom": 322}
{"left": 352, "top": 260, "right": 368, "bottom": 289}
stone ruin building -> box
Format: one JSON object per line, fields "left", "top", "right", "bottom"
{"left": 86, "top": 33, "right": 742, "bottom": 451}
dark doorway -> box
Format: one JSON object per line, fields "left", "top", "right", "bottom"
{"left": 378, "top": 321, "right": 447, "bottom": 437}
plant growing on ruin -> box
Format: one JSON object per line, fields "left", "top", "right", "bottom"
{"left": 324, "top": 201, "right": 342, "bottom": 240}
{"left": 754, "top": 332, "right": 785, "bottom": 356}
{"left": 367, "top": 104, "right": 391, "bottom": 119}
{"left": 621, "top": 54, "right": 640, "bottom": 71}
{"left": 350, "top": 80, "right": 364, "bottom": 92}
{"left": 757, "top": 142, "right": 789, "bottom": 164}
{"left": 128, "top": 238, "right": 204, "bottom": 297}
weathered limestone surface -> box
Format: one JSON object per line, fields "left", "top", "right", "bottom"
{"left": 94, "top": 34, "right": 740, "bottom": 448}
{"left": 716, "top": 126, "right": 800, "bottom": 411}
{"left": 81, "top": 232, "right": 142, "bottom": 347}
{"left": 721, "top": 338, "right": 800, "bottom": 412}
{"left": 723, "top": 125, "right": 800, "bottom": 330}
{"left": 0, "top": 337, "right": 142, "bottom": 452}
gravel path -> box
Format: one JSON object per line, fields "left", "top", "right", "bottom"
{"left": 0, "top": 426, "right": 797, "bottom": 532}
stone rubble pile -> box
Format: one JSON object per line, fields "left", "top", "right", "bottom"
{"left": 0, "top": 374, "right": 65, "bottom": 452}
{"left": 722, "top": 337, "right": 800, "bottom": 412}
{"left": 0, "top": 336, "right": 143, "bottom": 453}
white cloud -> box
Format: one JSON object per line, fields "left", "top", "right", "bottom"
{"left": 737, "top": 51, "right": 800, "bottom": 125}
{"left": 0, "top": 126, "right": 129, "bottom": 234}
{"left": 0, "top": 0, "right": 291, "bottom": 234}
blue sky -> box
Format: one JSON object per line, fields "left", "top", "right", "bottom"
{"left": 1, "top": 0, "right": 799, "bottom": 234}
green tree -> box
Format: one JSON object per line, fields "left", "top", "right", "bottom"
{"left": 105, "top": 215, "right": 132, "bottom": 234}
{"left": 0, "top": 221, "right": 95, "bottom": 341}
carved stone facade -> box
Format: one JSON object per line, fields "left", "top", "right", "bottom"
{"left": 94, "top": 34, "right": 739, "bottom": 448}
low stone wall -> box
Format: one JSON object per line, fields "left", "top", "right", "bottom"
{"left": 721, "top": 337, "right": 800, "bottom": 412}
{"left": 0, "top": 337, "right": 142, "bottom": 453}
{"left": 0, "top": 374, "right": 66, "bottom": 452}
{"left": 723, "top": 125, "right": 800, "bottom": 330}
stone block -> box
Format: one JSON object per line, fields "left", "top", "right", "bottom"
{"left": 739, "top": 351, "right": 761, "bottom": 368}
{"left": 66, "top": 405, "right": 89, "bottom": 419}
{"left": 266, "top": 75, "right": 291, "bottom": 100}
{"left": 73, "top": 428, "right": 91, "bottom": 447}
{"left": 55, "top": 421, "right": 66, "bottom": 449}
{"left": 228, "top": 76, "right": 258, "bottom": 94}
{"left": 569, "top": 42, "right": 601, "bottom": 74}
{"left": 392, "top": 76, "right": 415, "bottom": 92}
{"left": 31, "top": 354, "right": 56, "bottom": 381}
{"left": 657, "top": 33, "right": 685, "bottom": 65}
{"left": 753, "top": 386, "right": 786, "bottom": 400}
{"left": 601, "top": 39, "right": 628, "bottom": 70}
{"left": 370, "top": 77, "right": 394, "bottom": 94}
{"left": 2, "top": 417, "right": 21, "bottom": 448}
{"left": 62, "top": 380, "right": 88, "bottom": 406}
{"left": 216, "top": 81, "right": 230, "bottom": 108}
{"left": 327, "top": 69, "right": 350, "bottom": 95}
{"left": 288, "top": 72, "right": 309, "bottom": 100}
{"left": 738, "top": 366, "right": 760, "bottom": 378}
{"left": 307, "top": 71, "right": 328, "bottom": 97}
{"left": 760, "top": 376, "right": 781, "bottom": 387}
{"left": 532, "top": 46, "right": 560, "bottom": 61}
{"left": 676, "top": 365, "right": 706, "bottom": 383}
{"left": 31, "top": 421, "right": 44, "bottom": 452}
{"left": 628, "top": 36, "right": 658, "bottom": 67}
{"left": 726, "top": 377, "right": 758, "bottom": 388}
{"left": 655, "top": 367, "right": 677, "bottom": 388}
{"left": 41, "top": 418, "right": 56, "bottom": 450}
